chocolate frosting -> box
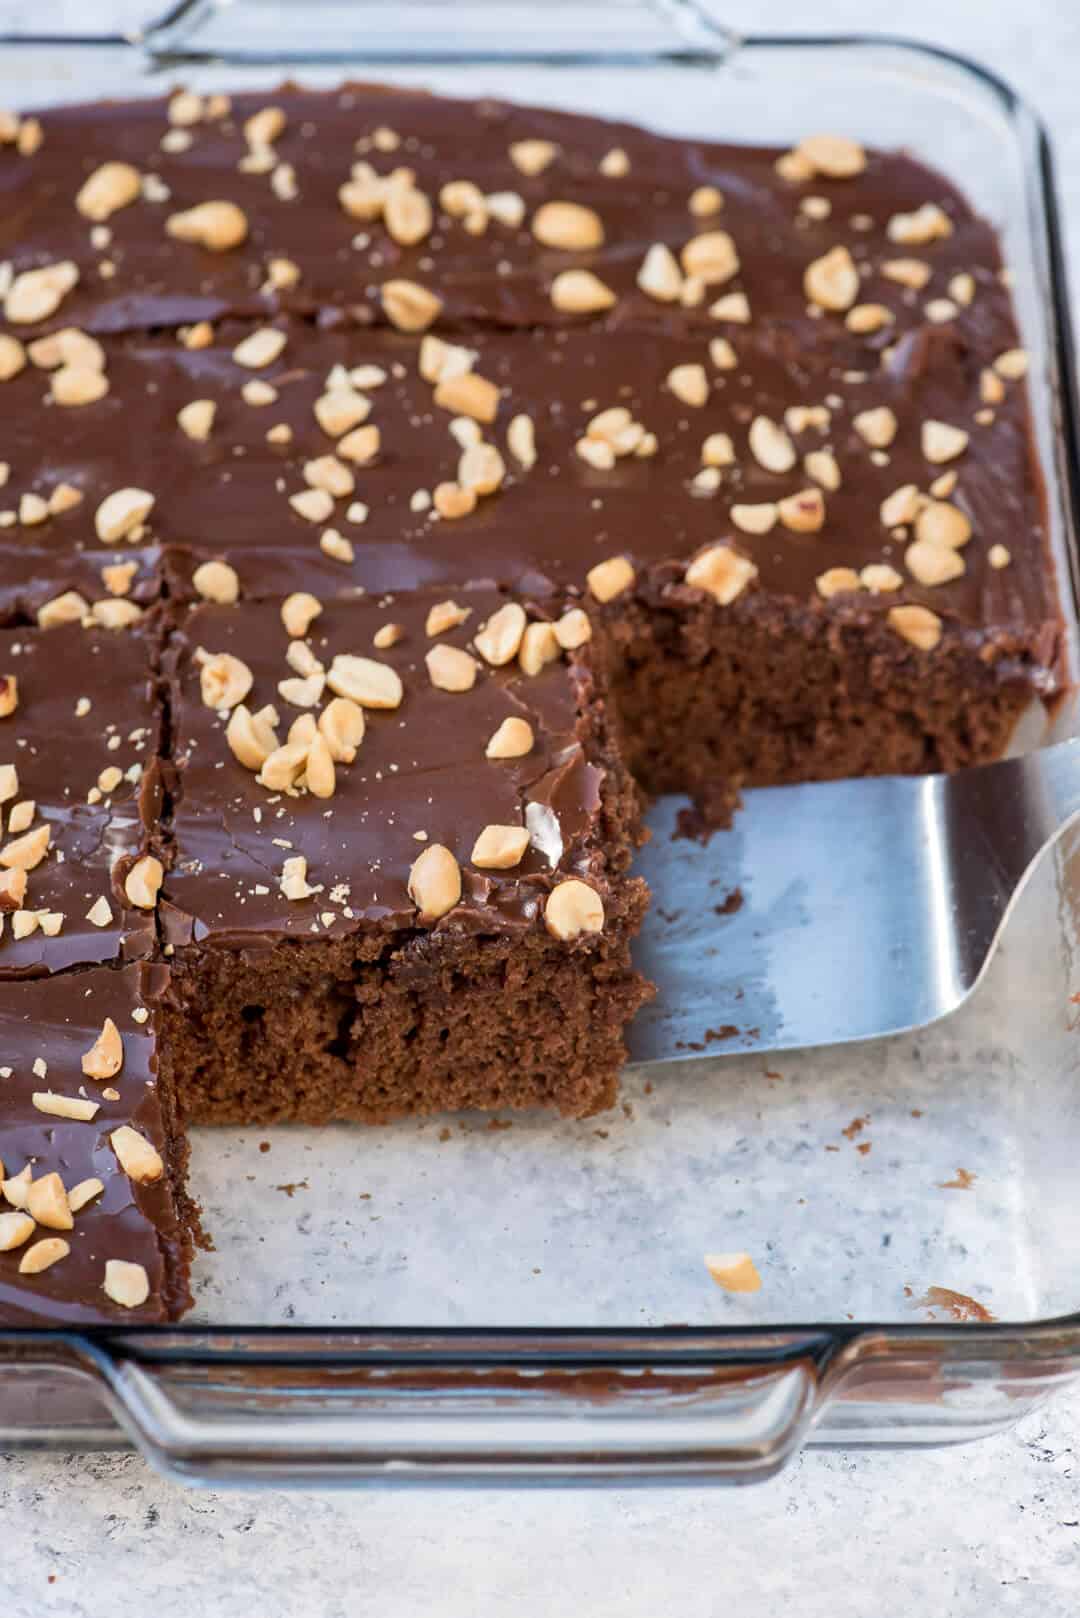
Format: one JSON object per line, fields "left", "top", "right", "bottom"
{"left": 0, "top": 313, "right": 1057, "bottom": 653}
{"left": 0, "top": 85, "right": 1060, "bottom": 662}
{"left": 162, "top": 590, "right": 610, "bottom": 947}
{"left": 0, "top": 85, "right": 1039, "bottom": 345}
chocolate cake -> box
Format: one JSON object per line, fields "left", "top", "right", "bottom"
{"left": 0, "top": 964, "right": 191, "bottom": 1323}
{"left": 0, "top": 84, "right": 1066, "bottom": 1321}
{"left": 158, "top": 588, "right": 647, "bottom": 1124}
{"left": 0, "top": 621, "right": 163, "bottom": 978}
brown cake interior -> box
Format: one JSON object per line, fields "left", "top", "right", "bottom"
{"left": 158, "top": 913, "right": 649, "bottom": 1127}
{"left": 599, "top": 594, "right": 1049, "bottom": 796}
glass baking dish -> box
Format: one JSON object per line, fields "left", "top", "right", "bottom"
{"left": 3, "top": 0, "right": 1080, "bottom": 1487}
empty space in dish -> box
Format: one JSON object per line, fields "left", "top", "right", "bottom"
{"left": 183, "top": 814, "right": 1080, "bottom": 1329}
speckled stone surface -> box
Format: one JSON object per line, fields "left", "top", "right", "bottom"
{"left": 3, "top": 1, "right": 1080, "bottom": 1613}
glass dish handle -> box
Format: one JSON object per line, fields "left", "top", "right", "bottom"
{"left": 140, "top": 0, "right": 740, "bottom": 64}
{"left": 3, "top": 1329, "right": 825, "bottom": 1484}
{"left": 97, "top": 1337, "right": 821, "bottom": 1485}
{"left": 6, "top": 1326, "right": 1079, "bottom": 1484}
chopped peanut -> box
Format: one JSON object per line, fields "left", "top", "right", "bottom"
{"left": 81, "top": 1018, "right": 123, "bottom": 1081}
{"left": 408, "top": 843, "right": 461, "bottom": 921}
{"left": 486, "top": 717, "right": 534, "bottom": 759}
{"left": 471, "top": 825, "right": 530, "bottom": 869}
{"left": 545, "top": 879, "right": 604, "bottom": 941}
{"left": 166, "top": 200, "right": 249, "bottom": 251}
{"left": 475, "top": 603, "right": 527, "bottom": 666}
{"left": 532, "top": 201, "right": 604, "bottom": 251}
{"left": 103, "top": 1258, "right": 150, "bottom": 1308}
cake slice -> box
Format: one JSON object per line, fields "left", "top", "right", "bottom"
{"left": 0, "top": 962, "right": 193, "bottom": 1324}
{"left": 158, "top": 586, "right": 650, "bottom": 1123}
{"left": 0, "top": 620, "right": 194, "bottom": 1322}
{"left": 0, "top": 619, "right": 163, "bottom": 976}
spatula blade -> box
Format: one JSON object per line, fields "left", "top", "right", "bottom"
{"left": 627, "top": 776, "right": 967, "bottom": 1062}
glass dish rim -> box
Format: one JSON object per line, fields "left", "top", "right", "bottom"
{"left": 2, "top": 18, "right": 1080, "bottom": 1470}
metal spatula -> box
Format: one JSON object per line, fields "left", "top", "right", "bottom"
{"left": 628, "top": 740, "right": 1080, "bottom": 1062}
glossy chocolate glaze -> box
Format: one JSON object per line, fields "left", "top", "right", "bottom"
{"left": 0, "top": 623, "right": 160, "bottom": 976}
{"left": 0, "top": 315, "right": 1058, "bottom": 656}
{"left": 0, "top": 962, "right": 187, "bottom": 1325}
{"left": 0, "top": 85, "right": 1038, "bottom": 346}
{"left": 0, "top": 544, "right": 162, "bottom": 630}
{"left": 162, "top": 590, "right": 613, "bottom": 947}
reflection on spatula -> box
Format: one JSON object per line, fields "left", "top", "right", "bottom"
{"left": 627, "top": 740, "right": 1080, "bottom": 1062}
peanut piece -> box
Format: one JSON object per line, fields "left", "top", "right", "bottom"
{"left": 233, "top": 327, "right": 287, "bottom": 369}
{"left": 103, "top": 1258, "right": 150, "bottom": 1308}
{"left": 704, "top": 1252, "right": 762, "bottom": 1293}
{"left": 796, "top": 134, "right": 866, "bottom": 177}
{"left": 905, "top": 539, "right": 966, "bottom": 587}
{"left": 681, "top": 230, "right": 738, "bottom": 285}
{"left": 408, "top": 843, "right": 461, "bottom": 921}
{"left": 32, "top": 1093, "right": 99, "bottom": 1122}
{"left": 111, "top": 1125, "right": 164, "bottom": 1184}
{"left": 381, "top": 279, "right": 443, "bottom": 332}
{"left": 27, "top": 1172, "right": 73, "bottom": 1231}
{"left": 532, "top": 201, "right": 604, "bottom": 250}
{"left": 226, "top": 703, "right": 279, "bottom": 770}
{"left": 95, "top": 487, "right": 154, "bottom": 544}
{"left": 586, "top": 556, "right": 635, "bottom": 602}
{"left": 19, "top": 1237, "right": 70, "bottom": 1275}
{"left": 0, "top": 823, "right": 50, "bottom": 871}
{"left": 433, "top": 372, "right": 499, "bottom": 424}
{"left": 887, "top": 604, "right": 943, "bottom": 650}
{"left": 76, "top": 161, "right": 141, "bottom": 221}
{"left": 777, "top": 487, "right": 826, "bottom": 533}
{"left": 200, "top": 651, "right": 254, "bottom": 710}
{"left": 281, "top": 591, "right": 323, "bottom": 638}
{"left": 433, "top": 482, "right": 477, "bottom": 520}
{"left": 81, "top": 1017, "right": 123, "bottom": 1081}
{"left": 304, "top": 733, "right": 336, "bottom": 799}
{"left": 554, "top": 608, "right": 591, "bottom": 650}
{"left": 326, "top": 655, "right": 403, "bottom": 709}
{"left": 748, "top": 415, "right": 796, "bottom": 473}
{"left": 637, "top": 243, "right": 683, "bottom": 303}
{"left": 318, "top": 697, "right": 365, "bottom": 763}
{"left": 921, "top": 421, "right": 969, "bottom": 464}
{"left": 4, "top": 261, "right": 79, "bottom": 324}
{"left": 485, "top": 717, "right": 534, "bottom": 759}
{"left": 544, "top": 879, "right": 604, "bottom": 941}
{"left": 549, "top": 270, "right": 616, "bottom": 314}
{"left": 509, "top": 139, "right": 557, "bottom": 176}
{"left": 425, "top": 644, "right": 478, "bottom": 693}
{"left": 0, "top": 1212, "right": 35, "bottom": 1251}
{"left": 471, "top": 825, "right": 530, "bottom": 869}
{"left": 475, "top": 602, "right": 527, "bottom": 667}
{"left": 803, "top": 245, "right": 859, "bottom": 312}
{"left": 685, "top": 545, "right": 758, "bottom": 605}
{"left": 166, "top": 200, "right": 249, "bottom": 251}
{"left": 667, "top": 363, "right": 708, "bottom": 408}
{"left": 124, "top": 854, "right": 164, "bottom": 910}
{"left": 192, "top": 558, "right": 239, "bottom": 603}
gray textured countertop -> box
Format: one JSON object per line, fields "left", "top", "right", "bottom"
{"left": 3, "top": 2, "right": 1080, "bottom": 1612}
